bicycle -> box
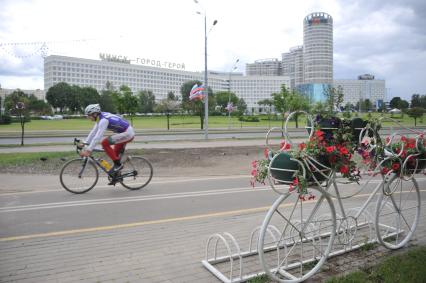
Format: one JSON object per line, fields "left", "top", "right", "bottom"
{"left": 257, "top": 112, "right": 423, "bottom": 282}
{"left": 59, "top": 138, "right": 153, "bottom": 194}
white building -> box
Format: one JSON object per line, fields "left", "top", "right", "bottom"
{"left": 334, "top": 74, "right": 385, "bottom": 106}
{"left": 303, "top": 12, "right": 333, "bottom": 84}
{"left": 0, "top": 88, "right": 45, "bottom": 101}
{"left": 246, "top": 59, "right": 282, "bottom": 76}
{"left": 44, "top": 55, "right": 290, "bottom": 113}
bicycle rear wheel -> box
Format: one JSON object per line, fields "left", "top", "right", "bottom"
{"left": 375, "top": 174, "right": 420, "bottom": 249}
{"left": 258, "top": 187, "right": 336, "bottom": 282}
{"left": 60, "top": 158, "right": 99, "bottom": 194}
{"left": 120, "top": 156, "right": 153, "bottom": 190}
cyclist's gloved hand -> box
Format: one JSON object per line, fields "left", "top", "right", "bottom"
{"left": 80, "top": 150, "right": 92, "bottom": 157}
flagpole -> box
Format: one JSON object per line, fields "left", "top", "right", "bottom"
{"left": 204, "top": 14, "right": 208, "bottom": 140}
{"left": 194, "top": 0, "right": 217, "bottom": 140}
{"left": 228, "top": 58, "right": 239, "bottom": 129}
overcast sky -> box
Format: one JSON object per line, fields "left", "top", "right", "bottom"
{"left": 0, "top": 0, "right": 425, "bottom": 101}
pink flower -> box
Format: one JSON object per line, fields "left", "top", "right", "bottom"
{"left": 264, "top": 148, "right": 269, "bottom": 158}
{"left": 251, "top": 169, "right": 257, "bottom": 176}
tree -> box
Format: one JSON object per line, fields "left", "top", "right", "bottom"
{"left": 167, "top": 91, "right": 178, "bottom": 101}
{"left": 272, "top": 85, "right": 291, "bottom": 129}
{"left": 324, "top": 85, "right": 344, "bottom": 113}
{"left": 80, "top": 87, "right": 100, "bottom": 111}
{"left": 46, "top": 82, "right": 71, "bottom": 113}
{"left": 406, "top": 107, "right": 424, "bottom": 126}
{"left": 180, "top": 80, "right": 215, "bottom": 130}
{"left": 215, "top": 91, "right": 238, "bottom": 113}
{"left": 390, "top": 97, "right": 402, "bottom": 109}
{"left": 155, "top": 98, "right": 180, "bottom": 130}
{"left": 27, "top": 94, "right": 52, "bottom": 115}
{"left": 116, "top": 85, "right": 138, "bottom": 124}
{"left": 356, "top": 99, "right": 373, "bottom": 112}
{"left": 258, "top": 98, "right": 274, "bottom": 128}
{"left": 100, "top": 81, "right": 117, "bottom": 113}
{"left": 99, "top": 91, "right": 117, "bottom": 113}
{"left": 66, "top": 85, "right": 83, "bottom": 113}
{"left": 411, "top": 94, "right": 421, "bottom": 108}
{"left": 137, "top": 90, "right": 156, "bottom": 113}
{"left": 285, "top": 91, "right": 310, "bottom": 128}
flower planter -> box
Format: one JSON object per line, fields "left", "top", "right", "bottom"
{"left": 269, "top": 152, "right": 300, "bottom": 183}
{"left": 308, "top": 155, "right": 332, "bottom": 182}
{"left": 406, "top": 154, "right": 426, "bottom": 173}
{"left": 306, "top": 116, "right": 340, "bottom": 137}
{"left": 351, "top": 118, "right": 367, "bottom": 143}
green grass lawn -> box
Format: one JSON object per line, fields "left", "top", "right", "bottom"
{"left": 248, "top": 246, "right": 426, "bottom": 283}
{"left": 0, "top": 113, "right": 424, "bottom": 132}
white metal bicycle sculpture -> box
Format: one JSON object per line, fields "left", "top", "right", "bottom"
{"left": 257, "top": 111, "right": 424, "bottom": 282}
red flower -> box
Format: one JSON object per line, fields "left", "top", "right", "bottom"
{"left": 381, "top": 167, "right": 390, "bottom": 175}
{"left": 326, "top": 146, "right": 335, "bottom": 153}
{"left": 340, "top": 165, "right": 349, "bottom": 174}
{"left": 280, "top": 141, "right": 291, "bottom": 150}
{"left": 392, "top": 163, "right": 400, "bottom": 171}
{"left": 298, "top": 143, "right": 307, "bottom": 150}
{"left": 339, "top": 147, "right": 349, "bottom": 155}
{"left": 315, "top": 130, "right": 324, "bottom": 137}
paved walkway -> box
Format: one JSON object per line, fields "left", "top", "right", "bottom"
{"left": 0, "top": 139, "right": 269, "bottom": 153}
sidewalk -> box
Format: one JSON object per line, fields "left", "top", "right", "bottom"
{"left": 0, "top": 139, "right": 268, "bottom": 153}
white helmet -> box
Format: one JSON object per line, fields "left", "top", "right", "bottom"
{"left": 84, "top": 104, "right": 101, "bottom": 115}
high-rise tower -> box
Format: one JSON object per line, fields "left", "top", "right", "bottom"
{"left": 303, "top": 12, "right": 333, "bottom": 84}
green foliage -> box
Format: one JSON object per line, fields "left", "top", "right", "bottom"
{"left": 215, "top": 91, "right": 238, "bottom": 112}
{"left": 137, "top": 90, "right": 156, "bottom": 113}
{"left": 324, "top": 85, "right": 344, "bottom": 114}
{"left": 235, "top": 98, "right": 247, "bottom": 116}
{"left": 356, "top": 99, "right": 373, "bottom": 112}
{"left": 326, "top": 246, "right": 426, "bottom": 283}
{"left": 238, "top": 116, "right": 259, "bottom": 122}
{"left": 406, "top": 107, "right": 424, "bottom": 126}
{"left": 99, "top": 91, "right": 117, "bottom": 113}
{"left": 390, "top": 96, "right": 409, "bottom": 110}
{"left": 180, "top": 80, "right": 215, "bottom": 129}
{"left": 411, "top": 94, "right": 426, "bottom": 108}
{"left": 46, "top": 82, "right": 71, "bottom": 112}
{"left": 0, "top": 113, "right": 12, "bottom": 124}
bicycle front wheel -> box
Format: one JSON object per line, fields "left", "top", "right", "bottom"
{"left": 375, "top": 174, "right": 421, "bottom": 249}
{"left": 258, "top": 187, "right": 336, "bottom": 283}
{"left": 60, "top": 158, "right": 99, "bottom": 194}
{"left": 120, "top": 156, "right": 153, "bottom": 190}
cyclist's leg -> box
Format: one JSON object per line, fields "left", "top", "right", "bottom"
{"left": 114, "top": 137, "right": 134, "bottom": 160}
{"left": 102, "top": 127, "right": 135, "bottom": 166}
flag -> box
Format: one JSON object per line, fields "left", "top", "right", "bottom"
{"left": 226, "top": 102, "right": 234, "bottom": 112}
{"left": 189, "top": 84, "right": 205, "bottom": 101}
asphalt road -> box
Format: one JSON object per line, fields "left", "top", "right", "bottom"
{"left": 0, "top": 172, "right": 425, "bottom": 283}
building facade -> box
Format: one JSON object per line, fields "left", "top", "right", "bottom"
{"left": 303, "top": 12, "right": 333, "bottom": 84}
{"left": 44, "top": 55, "right": 290, "bottom": 113}
{"left": 245, "top": 59, "right": 282, "bottom": 76}
{"left": 282, "top": 46, "right": 303, "bottom": 89}
{"left": 334, "top": 74, "right": 385, "bottom": 107}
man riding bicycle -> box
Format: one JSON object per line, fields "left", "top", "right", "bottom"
{"left": 80, "top": 104, "right": 135, "bottom": 174}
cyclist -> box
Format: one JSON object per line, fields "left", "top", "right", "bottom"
{"left": 80, "top": 104, "right": 135, "bottom": 174}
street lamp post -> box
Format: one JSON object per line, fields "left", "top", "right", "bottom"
{"left": 227, "top": 59, "right": 239, "bottom": 129}
{"left": 194, "top": 0, "right": 217, "bottom": 140}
